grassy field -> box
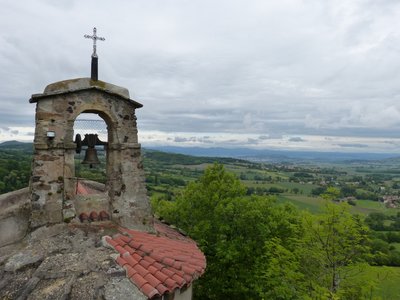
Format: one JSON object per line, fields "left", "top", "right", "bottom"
{"left": 169, "top": 161, "right": 400, "bottom": 218}
{"left": 364, "top": 266, "right": 400, "bottom": 299}
{"left": 277, "top": 194, "right": 324, "bottom": 213}
{"left": 275, "top": 194, "right": 400, "bottom": 217}
{"left": 350, "top": 200, "right": 400, "bottom": 216}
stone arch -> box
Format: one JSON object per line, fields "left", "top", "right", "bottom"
{"left": 65, "top": 94, "right": 120, "bottom": 145}
{"left": 71, "top": 112, "right": 109, "bottom": 198}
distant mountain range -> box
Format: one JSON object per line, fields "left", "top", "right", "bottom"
{"left": 0, "top": 140, "right": 33, "bottom": 151}
{"left": 149, "top": 146, "right": 399, "bottom": 163}
{"left": 1, "top": 141, "right": 398, "bottom": 163}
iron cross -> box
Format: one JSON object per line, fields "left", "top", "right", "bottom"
{"left": 84, "top": 27, "right": 105, "bottom": 58}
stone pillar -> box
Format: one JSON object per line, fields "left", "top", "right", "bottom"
{"left": 30, "top": 102, "right": 66, "bottom": 227}
{"left": 110, "top": 143, "right": 152, "bottom": 230}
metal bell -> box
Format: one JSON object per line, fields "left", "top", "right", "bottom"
{"left": 82, "top": 147, "right": 100, "bottom": 168}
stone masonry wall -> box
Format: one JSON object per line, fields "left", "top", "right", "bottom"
{"left": 30, "top": 85, "right": 152, "bottom": 230}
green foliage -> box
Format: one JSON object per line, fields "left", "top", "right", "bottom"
{"left": 153, "top": 164, "right": 375, "bottom": 299}
{"left": 311, "top": 186, "right": 326, "bottom": 196}
{"left": 255, "top": 237, "right": 306, "bottom": 299}
{"left": 365, "top": 212, "right": 387, "bottom": 231}
{"left": 155, "top": 164, "right": 304, "bottom": 299}
{"left": 301, "top": 202, "right": 371, "bottom": 297}
{"left": 341, "top": 185, "right": 357, "bottom": 197}
{"left": 320, "top": 186, "right": 341, "bottom": 201}
{"left": 0, "top": 148, "right": 32, "bottom": 193}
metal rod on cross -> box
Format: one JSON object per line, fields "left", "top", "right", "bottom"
{"left": 84, "top": 27, "right": 105, "bottom": 81}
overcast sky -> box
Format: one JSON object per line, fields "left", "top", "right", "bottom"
{"left": 1, "top": 0, "right": 400, "bottom": 152}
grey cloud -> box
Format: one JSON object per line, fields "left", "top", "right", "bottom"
{"left": 247, "top": 138, "right": 259, "bottom": 144}
{"left": 173, "top": 136, "right": 214, "bottom": 144}
{"left": 337, "top": 144, "right": 369, "bottom": 148}
{"left": 174, "top": 137, "right": 189, "bottom": 143}
{"left": 289, "top": 137, "right": 305, "bottom": 142}
{"left": 1, "top": 1, "right": 400, "bottom": 150}
{"left": 258, "top": 133, "right": 283, "bottom": 140}
{"left": 201, "top": 139, "right": 213, "bottom": 144}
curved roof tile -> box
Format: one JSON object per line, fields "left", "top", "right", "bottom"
{"left": 104, "top": 221, "right": 206, "bottom": 299}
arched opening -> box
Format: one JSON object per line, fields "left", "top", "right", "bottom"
{"left": 71, "top": 112, "right": 110, "bottom": 221}
{"left": 74, "top": 113, "right": 108, "bottom": 183}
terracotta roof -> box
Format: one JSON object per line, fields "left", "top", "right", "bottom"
{"left": 76, "top": 181, "right": 99, "bottom": 195}
{"left": 104, "top": 222, "right": 206, "bottom": 299}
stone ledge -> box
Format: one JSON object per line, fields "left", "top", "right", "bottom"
{"left": 29, "top": 78, "right": 143, "bottom": 109}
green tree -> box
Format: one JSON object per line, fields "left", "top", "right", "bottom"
{"left": 365, "top": 212, "right": 387, "bottom": 231}
{"left": 153, "top": 164, "right": 373, "bottom": 300}
{"left": 255, "top": 237, "right": 306, "bottom": 299}
{"left": 155, "top": 164, "right": 303, "bottom": 299}
{"left": 301, "top": 202, "right": 370, "bottom": 298}
{"left": 321, "top": 186, "right": 341, "bottom": 201}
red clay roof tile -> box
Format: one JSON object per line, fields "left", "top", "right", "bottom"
{"left": 124, "top": 265, "right": 137, "bottom": 278}
{"left": 122, "top": 253, "right": 140, "bottom": 267}
{"left": 140, "top": 283, "right": 160, "bottom": 299}
{"left": 140, "top": 245, "right": 153, "bottom": 254}
{"left": 181, "top": 265, "right": 197, "bottom": 275}
{"left": 139, "top": 259, "right": 152, "bottom": 269}
{"left": 120, "top": 235, "right": 132, "bottom": 243}
{"left": 132, "top": 252, "right": 143, "bottom": 262}
{"left": 163, "top": 278, "right": 179, "bottom": 290}
{"left": 172, "top": 261, "right": 183, "bottom": 270}
{"left": 116, "top": 256, "right": 128, "bottom": 267}
{"left": 105, "top": 238, "right": 118, "bottom": 248}
{"left": 144, "top": 273, "right": 162, "bottom": 288}
{"left": 162, "top": 257, "right": 175, "bottom": 266}
{"left": 147, "top": 265, "right": 158, "bottom": 274}
{"left": 129, "top": 240, "right": 142, "bottom": 249}
{"left": 155, "top": 283, "right": 169, "bottom": 295}
{"left": 113, "top": 236, "right": 127, "bottom": 246}
{"left": 153, "top": 270, "right": 169, "bottom": 283}
{"left": 152, "top": 262, "right": 164, "bottom": 270}
{"left": 76, "top": 182, "right": 100, "bottom": 195}
{"left": 99, "top": 210, "right": 110, "bottom": 221}
{"left": 89, "top": 211, "right": 98, "bottom": 221}
{"left": 123, "top": 245, "right": 135, "bottom": 254}
{"left": 114, "top": 245, "right": 127, "bottom": 255}
{"left": 106, "top": 221, "right": 206, "bottom": 299}
{"left": 171, "top": 274, "right": 186, "bottom": 287}
{"left": 76, "top": 182, "right": 89, "bottom": 195}
{"left": 183, "top": 274, "right": 192, "bottom": 283}
{"left": 150, "top": 253, "right": 164, "bottom": 262}
{"left": 135, "top": 263, "right": 150, "bottom": 277}
{"left": 143, "top": 255, "right": 156, "bottom": 265}
{"left": 160, "top": 268, "right": 175, "bottom": 278}
{"left": 131, "top": 273, "right": 147, "bottom": 288}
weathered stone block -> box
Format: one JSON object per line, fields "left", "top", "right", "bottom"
{"left": 4, "top": 250, "right": 43, "bottom": 272}
{"left": 0, "top": 188, "right": 30, "bottom": 247}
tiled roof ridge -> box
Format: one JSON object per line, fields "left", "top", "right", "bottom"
{"left": 103, "top": 224, "right": 206, "bottom": 299}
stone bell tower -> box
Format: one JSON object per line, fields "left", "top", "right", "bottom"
{"left": 28, "top": 28, "right": 152, "bottom": 230}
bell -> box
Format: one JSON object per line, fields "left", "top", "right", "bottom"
{"left": 82, "top": 147, "right": 100, "bottom": 168}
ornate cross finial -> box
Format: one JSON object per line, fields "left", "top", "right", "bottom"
{"left": 84, "top": 27, "right": 105, "bottom": 58}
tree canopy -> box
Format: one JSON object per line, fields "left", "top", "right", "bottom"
{"left": 153, "top": 164, "right": 372, "bottom": 299}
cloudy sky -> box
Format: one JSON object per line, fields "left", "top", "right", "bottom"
{"left": 1, "top": 0, "right": 400, "bottom": 152}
